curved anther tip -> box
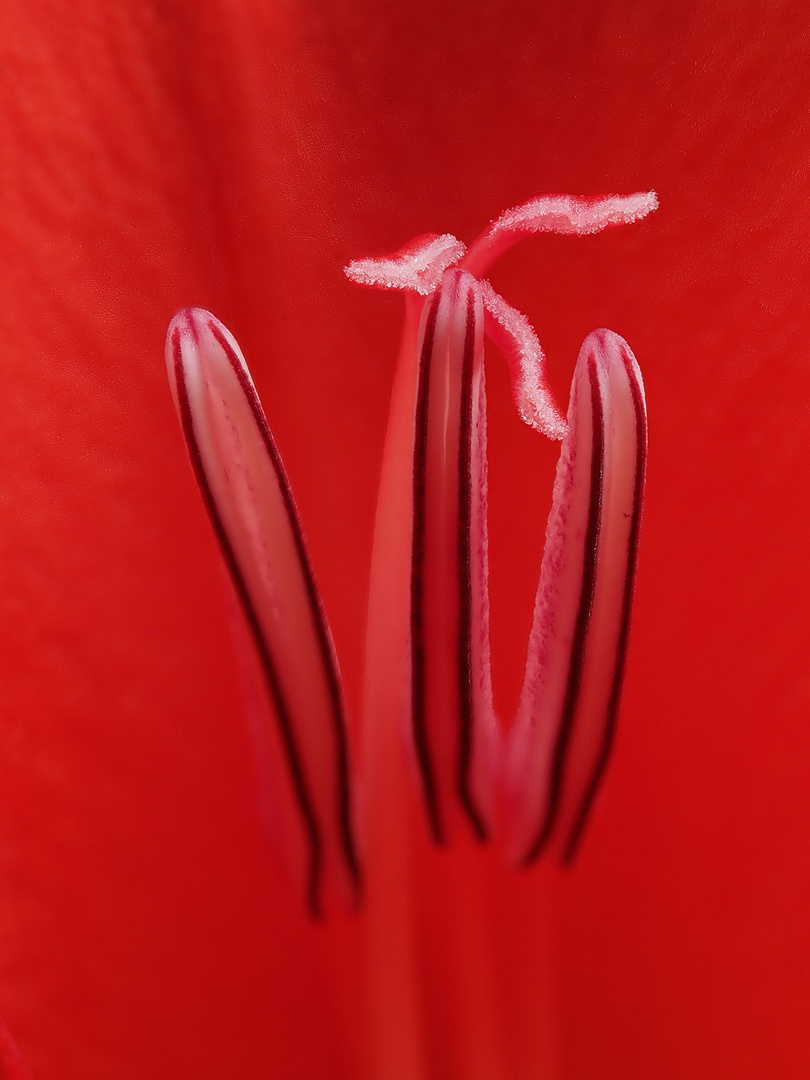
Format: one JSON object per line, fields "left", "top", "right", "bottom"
{"left": 166, "top": 309, "right": 250, "bottom": 386}
{"left": 166, "top": 308, "right": 229, "bottom": 362}
{"left": 167, "top": 305, "right": 208, "bottom": 337}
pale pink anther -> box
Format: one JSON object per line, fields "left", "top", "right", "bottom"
{"left": 507, "top": 329, "right": 647, "bottom": 864}
{"left": 166, "top": 309, "right": 360, "bottom": 917}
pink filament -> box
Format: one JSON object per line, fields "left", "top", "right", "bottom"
{"left": 409, "top": 270, "right": 498, "bottom": 843}
{"left": 166, "top": 309, "right": 360, "bottom": 916}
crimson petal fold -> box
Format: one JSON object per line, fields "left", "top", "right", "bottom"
{"left": 0, "top": 1022, "right": 33, "bottom": 1080}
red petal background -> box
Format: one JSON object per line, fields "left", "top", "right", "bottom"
{"left": 0, "top": 1, "right": 808, "bottom": 1078}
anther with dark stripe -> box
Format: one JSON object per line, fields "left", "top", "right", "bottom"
{"left": 409, "top": 271, "right": 489, "bottom": 844}
{"left": 167, "top": 310, "right": 359, "bottom": 917}
{"left": 507, "top": 329, "right": 648, "bottom": 864}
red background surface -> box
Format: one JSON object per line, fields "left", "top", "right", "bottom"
{"left": 0, "top": 1, "right": 808, "bottom": 1077}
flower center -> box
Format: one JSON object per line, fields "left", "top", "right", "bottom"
{"left": 166, "top": 190, "right": 656, "bottom": 913}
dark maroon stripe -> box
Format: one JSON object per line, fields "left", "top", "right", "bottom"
{"left": 207, "top": 322, "right": 361, "bottom": 893}
{"left": 173, "top": 329, "right": 324, "bottom": 917}
{"left": 411, "top": 291, "right": 444, "bottom": 844}
{"left": 456, "top": 288, "right": 487, "bottom": 841}
{"left": 561, "top": 351, "right": 647, "bottom": 862}
{"left": 522, "top": 354, "right": 605, "bottom": 865}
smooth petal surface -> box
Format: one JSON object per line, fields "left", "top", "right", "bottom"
{"left": 0, "top": 3, "right": 809, "bottom": 1080}
{"left": 0, "top": 1023, "right": 33, "bottom": 1080}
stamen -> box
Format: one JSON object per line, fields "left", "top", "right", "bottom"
{"left": 168, "top": 192, "right": 654, "bottom": 913}
{"left": 506, "top": 329, "right": 647, "bottom": 864}
{"left": 347, "top": 194, "right": 654, "bottom": 864}
{"left": 166, "top": 309, "right": 360, "bottom": 916}
{"left": 345, "top": 233, "right": 467, "bottom": 295}
{"left": 410, "top": 270, "right": 496, "bottom": 842}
